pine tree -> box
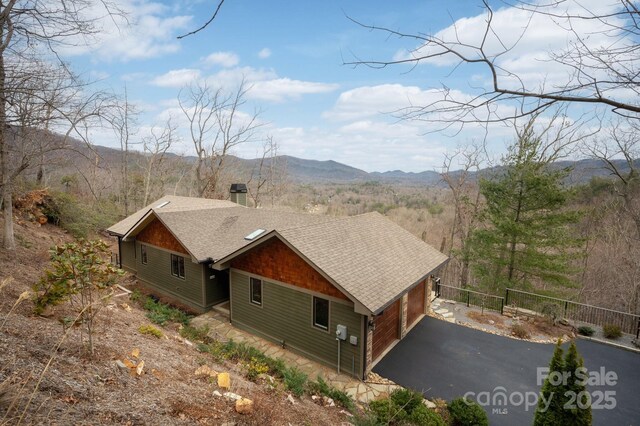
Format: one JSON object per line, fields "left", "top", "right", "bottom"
{"left": 563, "top": 342, "right": 592, "bottom": 425}
{"left": 468, "top": 120, "right": 582, "bottom": 293}
{"left": 534, "top": 341, "right": 566, "bottom": 426}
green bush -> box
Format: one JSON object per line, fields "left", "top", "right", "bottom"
{"left": 577, "top": 326, "right": 595, "bottom": 336}
{"left": 369, "top": 398, "right": 406, "bottom": 424}
{"left": 139, "top": 324, "right": 163, "bottom": 338}
{"left": 179, "top": 325, "right": 210, "bottom": 343}
{"left": 367, "top": 388, "right": 445, "bottom": 425}
{"left": 409, "top": 404, "right": 446, "bottom": 426}
{"left": 308, "top": 376, "right": 355, "bottom": 411}
{"left": 282, "top": 367, "right": 307, "bottom": 397}
{"left": 285, "top": 369, "right": 307, "bottom": 395}
{"left": 390, "top": 388, "right": 423, "bottom": 414}
{"left": 142, "top": 297, "right": 191, "bottom": 326}
{"left": 448, "top": 398, "right": 488, "bottom": 426}
{"left": 603, "top": 324, "right": 622, "bottom": 339}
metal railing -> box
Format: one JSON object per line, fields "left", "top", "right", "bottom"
{"left": 505, "top": 288, "right": 640, "bottom": 337}
{"left": 435, "top": 282, "right": 505, "bottom": 314}
{"left": 433, "top": 282, "right": 640, "bottom": 337}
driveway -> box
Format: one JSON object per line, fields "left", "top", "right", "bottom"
{"left": 373, "top": 316, "right": 640, "bottom": 426}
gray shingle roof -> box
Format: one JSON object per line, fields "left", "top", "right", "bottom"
{"left": 107, "top": 195, "right": 239, "bottom": 236}
{"left": 277, "top": 212, "right": 448, "bottom": 313}
{"left": 154, "top": 207, "right": 337, "bottom": 263}
{"left": 109, "top": 196, "right": 448, "bottom": 314}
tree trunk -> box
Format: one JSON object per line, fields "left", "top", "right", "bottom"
{"left": 2, "top": 184, "right": 14, "bottom": 250}
{"left": 0, "top": 34, "right": 14, "bottom": 250}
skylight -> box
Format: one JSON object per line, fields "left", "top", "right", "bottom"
{"left": 244, "top": 229, "right": 266, "bottom": 241}
{"left": 156, "top": 201, "right": 170, "bottom": 208}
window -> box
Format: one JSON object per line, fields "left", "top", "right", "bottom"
{"left": 313, "top": 297, "right": 329, "bottom": 330}
{"left": 250, "top": 278, "right": 262, "bottom": 306}
{"left": 171, "top": 254, "right": 185, "bottom": 279}
{"left": 140, "top": 245, "right": 148, "bottom": 265}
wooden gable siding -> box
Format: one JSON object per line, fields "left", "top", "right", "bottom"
{"left": 231, "top": 238, "right": 349, "bottom": 301}
{"left": 137, "top": 218, "right": 189, "bottom": 255}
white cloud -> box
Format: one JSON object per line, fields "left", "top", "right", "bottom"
{"left": 250, "top": 78, "right": 338, "bottom": 102}
{"left": 203, "top": 51, "right": 240, "bottom": 68}
{"left": 258, "top": 48, "right": 272, "bottom": 59}
{"left": 394, "top": 0, "right": 628, "bottom": 93}
{"left": 59, "top": 0, "right": 192, "bottom": 61}
{"left": 151, "top": 69, "right": 201, "bottom": 87}
{"left": 201, "top": 66, "right": 337, "bottom": 102}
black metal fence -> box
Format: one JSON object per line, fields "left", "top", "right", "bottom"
{"left": 434, "top": 282, "right": 640, "bottom": 337}
{"left": 435, "top": 282, "right": 505, "bottom": 314}
{"left": 505, "top": 288, "right": 640, "bottom": 336}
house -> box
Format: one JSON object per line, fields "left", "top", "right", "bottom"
{"left": 107, "top": 188, "right": 448, "bottom": 379}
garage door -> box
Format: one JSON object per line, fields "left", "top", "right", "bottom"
{"left": 372, "top": 299, "right": 400, "bottom": 361}
{"left": 407, "top": 281, "right": 425, "bottom": 327}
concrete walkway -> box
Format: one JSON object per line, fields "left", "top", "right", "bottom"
{"left": 191, "top": 310, "right": 401, "bottom": 404}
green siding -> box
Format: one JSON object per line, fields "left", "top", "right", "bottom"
{"left": 230, "top": 270, "right": 363, "bottom": 378}
{"left": 121, "top": 240, "right": 136, "bottom": 271}
{"left": 135, "top": 242, "right": 205, "bottom": 309}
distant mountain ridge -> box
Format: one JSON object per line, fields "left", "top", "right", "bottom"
{"left": 80, "top": 139, "right": 634, "bottom": 186}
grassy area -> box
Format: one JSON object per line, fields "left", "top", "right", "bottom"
{"left": 129, "top": 291, "right": 356, "bottom": 410}
{"left": 140, "top": 296, "right": 192, "bottom": 326}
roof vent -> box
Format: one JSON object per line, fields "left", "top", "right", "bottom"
{"left": 156, "top": 201, "right": 170, "bottom": 208}
{"left": 244, "top": 229, "right": 266, "bottom": 240}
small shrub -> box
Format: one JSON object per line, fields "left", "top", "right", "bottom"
{"left": 179, "top": 325, "right": 210, "bottom": 343}
{"left": 367, "top": 388, "right": 445, "bottom": 425}
{"left": 577, "top": 326, "right": 595, "bottom": 337}
{"left": 511, "top": 323, "right": 531, "bottom": 339}
{"left": 369, "top": 398, "right": 405, "bottom": 424}
{"left": 245, "top": 357, "right": 269, "bottom": 381}
{"left": 129, "top": 289, "right": 142, "bottom": 302}
{"left": 308, "top": 376, "right": 355, "bottom": 411}
{"left": 139, "top": 324, "right": 163, "bottom": 338}
{"left": 409, "top": 403, "right": 446, "bottom": 426}
{"left": 448, "top": 397, "right": 488, "bottom": 426}
{"left": 282, "top": 367, "right": 307, "bottom": 397}
{"left": 390, "top": 388, "right": 423, "bottom": 414}
{"left": 265, "top": 357, "right": 287, "bottom": 378}
{"left": 603, "top": 324, "right": 622, "bottom": 339}
{"left": 142, "top": 297, "right": 191, "bottom": 326}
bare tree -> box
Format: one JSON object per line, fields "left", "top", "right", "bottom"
{"left": 108, "top": 88, "right": 138, "bottom": 215}
{"left": 586, "top": 119, "right": 640, "bottom": 239}
{"left": 440, "top": 141, "right": 486, "bottom": 287}
{"left": 141, "top": 118, "right": 177, "bottom": 206}
{"left": 247, "top": 136, "right": 288, "bottom": 208}
{"left": 179, "top": 79, "right": 262, "bottom": 199}
{"left": 347, "top": 1, "right": 640, "bottom": 128}
{"left": 0, "top": 0, "right": 122, "bottom": 250}
{"left": 177, "top": 0, "right": 226, "bottom": 39}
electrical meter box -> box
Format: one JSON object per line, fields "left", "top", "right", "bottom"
{"left": 336, "top": 324, "right": 347, "bottom": 340}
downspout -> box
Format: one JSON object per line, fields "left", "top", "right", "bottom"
{"left": 336, "top": 337, "right": 341, "bottom": 374}
{"left": 117, "top": 236, "right": 122, "bottom": 268}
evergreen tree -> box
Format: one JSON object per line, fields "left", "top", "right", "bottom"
{"left": 468, "top": 120, "right": 582, "bottom": 293}
{"left": 563, "top": 342, "right": 592, "bottom": 425}
{"left": 534, "top": 341, "right": 566, "bottom": 426}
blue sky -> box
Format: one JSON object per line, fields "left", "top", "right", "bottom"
{"left": 63, "top": 0, "right": 616, "bottom": 172}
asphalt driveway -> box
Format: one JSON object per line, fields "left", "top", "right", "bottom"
{"left": 373, "top": 316, "right": 640, "bottom": 426}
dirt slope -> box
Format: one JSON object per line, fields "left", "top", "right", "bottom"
{"left": 0, "top": 219, "right": 349, "bottom": 425}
